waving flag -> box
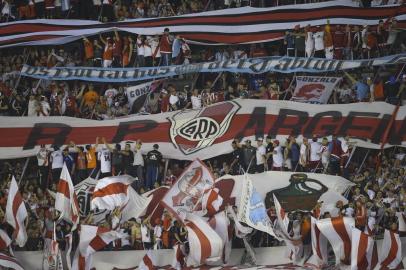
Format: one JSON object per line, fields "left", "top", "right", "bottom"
{"left": 142, "top": 186, "right": 169, "bottom": 226}
{"left": 396, "top": 212, "right": 406, "bottom": 236}
{"left": 185, "top": 213, "right": 223, "bottom": 265}
{"left": 162, "top": 160, "right": 215, "bottom": 221}
{"left": 208, "top": 211, "right": 232, "bottom": 264}
{"left": 273, "top": 194, "right": 290, "bottom": 237}
{"left": 0, "top": 229, "right": 11, "bottom": 250}
{"left": 201, "top": 188, "right": 223, "bottom": 217}
{"left": 138, "top": 250, "right": 157, "bottom": 270}
{"left": 6, "top": 176, "right": 28, "bottom": 247}
{"left": 304, "top": 217, "right": 328, "bottom": 269}
{"left": 316, "top": 216, "right": 354, "bottom": 265}
{"left": 171, "top": 244, "right": 186, "bottom": 270}
{"left": 120, "top": 186, "right": 151, "bottom": 222}
{"left": 0, "top": 1, "right": 404, "bottom": 48}
{"left": 378, "top": 230, "right": 403, "bottom": 270}
{"left": 0, "top": 252, "right": 24, "bottom": 270}
{"left": 72, "top": 225, "right": 122, "bottom": 270}
{"left": 90, "top": 175, "right": 134, "bottom": 210}
{"left": 55, "top": 164, "right": 80, "bottom": 229}
{"left": 351, "top": 228, "right": 378, "bottom": 270}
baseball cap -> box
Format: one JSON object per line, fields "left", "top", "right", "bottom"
{"left": 256, "top": 137, "right": 263, "bottom": 141}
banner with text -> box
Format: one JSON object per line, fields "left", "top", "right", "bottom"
{"left": 126, "top": 80, "right": 164, "bottom": 112}
{"left": 0, "top": 100, "right": 405, "bottom": 160}
{"left": 20, "top": 54, "right": 406, "bottom": 82}
{"left": 291, "top": 76, "right": 341, "bottom": 104}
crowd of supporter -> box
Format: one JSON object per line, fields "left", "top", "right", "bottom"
{"left": 1, "top": 0, "right": 402, "bottom": 22}
{"left": 0, "top": 133, "right": 404, "bottom": 253}
{"left": 0, "top": 16, "right": 404, "bottom": 119}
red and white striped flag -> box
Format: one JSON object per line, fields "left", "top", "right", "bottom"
{"left": 55, "top": 164, "right": 80, "bottom": 229}
{"left": 316, "top": 216, "right": 354, "bottom": 265}
{"left": 304, "top": 216, "right": 328, "bottom": 269}
{"left": 273, "top": 194, "right": 290, "bottom": 237}
{"left": 138, "top": 250, "right": 157, "bottom": 270}
{"left": 0, "top": 229, "right": 11, "bottom": 250}
{"left": 351, "top": 228, "right": 378, "bottom": 270}
{"left": 202, "top": 188, "right": 223, "bottom": 217}
{"left": 0, "top": 251, "right": 24, "bottom": 270}
{"left": 91, "top": 175, "right": 134, "bottom": 210}
{"left": 171, "top": 243, "right": 186, "bottom": 270}
{"left": 6, "top": 176, "right": 28, "bottom": 247}
{"left": 208, "top": 211, "right": 232, "bottom": 264}
{"left": 185, "top": 213, "right": 223, "bottom": 265}
{"left": 120, "top": 186, "right": 151, "bottom": 222}
{"left": 378, "top": 230, "right": 403, "bottom": 270}
{"left": 72, "top": 225, "right": 122, "bottom": 270}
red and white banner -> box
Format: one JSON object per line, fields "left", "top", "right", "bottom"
{"left": 0, "top": 1, "right": 404, "bottom": 48}
{"left": 208, "top": 211, "right": 232, "bottom": 264}
{"left": 291, "top": 76, "right": 341, "bottom": 104}
{"left": 0, "top": 229, "right": 11, "bottom": 250}
{"left": 161, "top": 160, "right": 215, "bottom": 220}
{"left": 72, "top": 225, "right": 122, "bottom": 270}
{"left": 0, "top": 100, "right": 403, "bottom": 160}
{"left": 120, "top": 186, "right": 151, "bottom": 222}
{"left": 142, "top": 186, "right": 170, "bottom": 226}
{"left": 171, "top": 244, "right": 186, "bottom": 270}
{"left": 351, "top": 228, "right": 378, "bottom": 270}
{"left": 185, "top": 213, "right": 223, "bottom": 265}
{"left": 304, "top": 216, "right": 328, "bottom": 269}
{"left": 378, "top": 230, "right": 403, "bottom": 270}
{"left": 0, "top": 252, "right": 24, "bottom": 270}
{"left": 91, "top": 175, "right": 134, "bottom": 210}
{"left": 55, "top": 164, "right": 80, "bottom": 229}
{"left": 138, "top": 251, "right": 157, "bottom": 270}
{"left": 6, "top": 176, "right": 28, "bottom": 247}
{"left": 201, "top": 188, "right": 223, "bottom": 217}
{"left": 316, "top": 216, "right": 355, "bottom": 265}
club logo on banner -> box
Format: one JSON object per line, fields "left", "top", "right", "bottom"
{"left": 169, "top": 101, "right": 240, "bottom": 155}
{"left": 161, "top": 160, "right": 215, "bottom": 220}
{"left": 291, "top": 76, "right": 341, "bottom": 104}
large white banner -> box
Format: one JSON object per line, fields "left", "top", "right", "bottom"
{"left": 0, "top": 100, "right": 403, "bottom": 160}
{"left": 291, "top": 76, "right": 341, "bottom": 104}
{"left": 1, "top": 1, "right": 405, "bottom": 48}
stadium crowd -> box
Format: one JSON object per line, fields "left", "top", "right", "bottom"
{"left": 0, "top": 0, "right": 404, "bottom": 266}
{"left": 0, "top": 15, "right": 405, "bottom": 119}
{"left": 0, "top": 132, "right": 405, "bottom": 252}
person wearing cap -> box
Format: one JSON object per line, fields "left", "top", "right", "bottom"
{"left": 145, "top": 144, "right": 162, "bottom": 191}
{"left": 159, "top": 28, "right": 173, "bottom": 66}
{"left": 242, "top": 139, "right": 256, "bottom": 173}
{"left": 272, "top": 140, "right": 283, "bottom": 171}
{"left": 255, "top": 138, "right": 267, "bottom": 173}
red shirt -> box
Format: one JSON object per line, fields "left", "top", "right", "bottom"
{"left": 159, "top": 35, "right": 172, "bottom": 54}
{"left": 113, "top": 38, "right": 122, "bottom": 57}
{"left": 333, "top": 30, "right": 345, "bottom": 48}
{"left": 161, "top": 96, "right": 169, "bottom": 112}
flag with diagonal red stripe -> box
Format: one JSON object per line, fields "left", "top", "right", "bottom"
{"left": 351, "top": 228, "right": 378, "bottom": 270}
{"left": 6, "top": 176, "right": 28, "bottom": 247}
{"left": 55, "top": 164, "right": 80, "bottom": 230}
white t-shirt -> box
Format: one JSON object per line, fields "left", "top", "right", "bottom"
{"left": 310, "top": 141, "right": 322, "bottom": 162}
{"left": 144, "top": 45, "right": 152, "bottom": 57}
{"left": 98, "top": 148, "right": 111, "bottom": 173}
{"left": 272, "top": 146, "right": 284, "bottom": 167}
{"left": 191, "top": 95, "right": 202, "bottom": 109}
{"left": 137, "top": 38, "right": 145, "bottom": 56}
{"left": 154, "top": 225, "right": 162, "bottom": 239}
{"left": 169, "top": 94, "right": 179, "bottom": 106}
{"left": 300, "top": 144, "right": 307, "bottom": 166}
{"left": 51, "top": 150, "right": 63, "bottom": 169}
{"left": 256, "top": 145, "right": 266, "bottom": 165}
{"left": 37, "top": 149, "right": 48, "bottom": 166}
{"left": 133, "top": 149, "right": 144, "bottom": 166}
{"left": 141, "top": 224, "right": 150, "bottom": 243}
{"left": 314, "top": 31, "right": 325, "bottom": 51}
{"left": 105, "top": 88, "right": 118, "bottom": 107}
{"left": 321, "top": 145, "right": 329, "bottom": 165}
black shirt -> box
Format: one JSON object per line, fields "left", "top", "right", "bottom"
{"left": 146, "top": 149, "right": 162, "bottom": 166}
